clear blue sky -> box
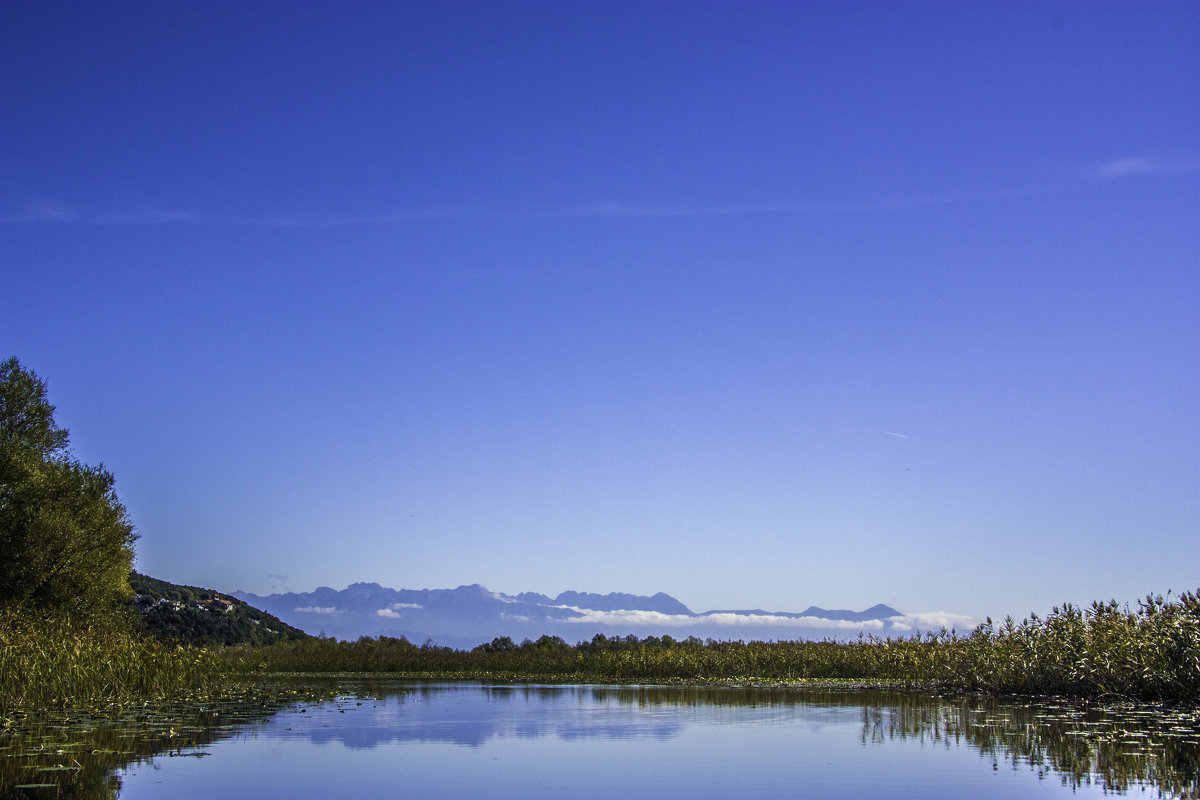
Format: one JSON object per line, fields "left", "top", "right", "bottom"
{"left": 3, "top": 1, "right": 1197, "bottom": 622}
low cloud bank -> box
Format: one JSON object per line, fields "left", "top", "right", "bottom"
{"left": 888, "top": 611, "right": 979, "bottom": 633}
{"left": 558, "top": 607, "right": 876, "bottom": 630}
{"left": 558, "top": 606, "right": 980, "bottom": 633}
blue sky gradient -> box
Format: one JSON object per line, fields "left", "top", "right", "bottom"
{"left": 3, "top": 1, "right": 1197, "bottom": 621}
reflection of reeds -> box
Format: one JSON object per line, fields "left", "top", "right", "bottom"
{"left": 5, "top": 681, "right": 1192, "bottom": 799}
{"left": 0, "top": 684, "right": 340, "bottom": 799}
{"left": 224, "top": 591, "right": 1200, "bottom": 703}
{"left": 0, "top": 609, "right": 219, "bottom": 712}
{"left": 857, "top": 693, "right": 1200, "bottom": 798}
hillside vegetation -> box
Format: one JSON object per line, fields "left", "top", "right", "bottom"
{"left": 129, "top": 572, "right": 309, "bottom": 647}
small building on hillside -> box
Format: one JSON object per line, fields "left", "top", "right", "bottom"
{"left": 210, "top": 597, "right": 235, "bottom": 613}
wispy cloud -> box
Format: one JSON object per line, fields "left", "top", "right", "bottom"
{"left": 248, "top": 207, "right": 466, "bottom": 227}
{"left": 0, "top": 199, "right": 467, "bottom": 227}
{"left": 16, "top": 165, "right": 1140, "bottom": 228}
{"left": 1, "top": 200, "right": 196, "bottom": 224}
{"left": 1, "top": 200, "right": 83, "bottom": 223}
{"left": 16, "top": 166, "right": 1148, "bottom": 229}
{"left": 1093, "top": 156, "right": 1200, "bottom": 179}
{"left": 550, "top": 201, "right": 822, "bottom": 219}
{"left": 295, "top": 606, "right": 340, "bottom": 615}
{"left": 546, "top": 196, "right": 978, "bottom": 219}
{"left": 376, "top": 602, "right": 423, "bottom": 618}
{"left": 93, "top": 209, "right": 197, "bottom": 224}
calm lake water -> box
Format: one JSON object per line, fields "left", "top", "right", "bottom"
{"left": 3, "top": 680, "right": 1198, "bottom": 799}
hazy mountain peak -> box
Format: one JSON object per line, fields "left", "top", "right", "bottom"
{"left": 861, "top": 604, "right": 902, "bottom": 618}
{"left": 553, "top": 591, "right": 694, "bottom": 615}
{"left": 231, "top": 582, "right": 917, "bottom": 647}
{"left": 797, "top": 604, "right": 903, "bottom": 622}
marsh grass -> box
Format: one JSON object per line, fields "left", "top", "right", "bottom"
{"left": 5, "top": 590, "right": 1195, "bottom": 709}
{"left": 947, "top": 591, "right": 1200, "bottom": 700}
{"left": 226, "top": 591, "right": 1200, "bottom": 702}
{"left": 0, "top": 608, "right": 219, "bottom": 713}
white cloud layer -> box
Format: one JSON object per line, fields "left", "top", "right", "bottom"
{"left": 557, "top": 607, "right": 981, "bottom": 634}
{"left": 295, "top": 606, "right": 339, "bottom": 615}
{"left": 559, "top": 607, "right": 870, "bottom": 630}
{"left": 887, "top": 611, "right": 980, "bottom": 633}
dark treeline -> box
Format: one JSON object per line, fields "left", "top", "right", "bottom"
{"left": 226, "top": 591, "right": 1200, "bottom": 703}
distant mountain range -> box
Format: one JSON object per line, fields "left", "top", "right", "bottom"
{"left": 233, "top": 583, "right": 908, "bottom": 648}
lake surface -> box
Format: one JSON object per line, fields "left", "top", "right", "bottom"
{"left": 3, "top": 680, "right": 1197, "bottom": 798}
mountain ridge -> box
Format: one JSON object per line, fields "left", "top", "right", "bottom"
{"left": 233, "top": 582, "right": 907, "bottom": 647}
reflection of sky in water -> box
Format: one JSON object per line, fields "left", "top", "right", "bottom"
{"left": 274, "top": 685, "right": 688, "bottom": 748}
{"left": 105, "top": 684, "right": 1198, "bottom": 800}
{"left": 264, "top": 685, "right": 833, "bottom": 748}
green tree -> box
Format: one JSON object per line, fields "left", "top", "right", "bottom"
{"left": 0, "top": 357, "right": 136, "bottom": 611}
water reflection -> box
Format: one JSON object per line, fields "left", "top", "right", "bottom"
{"left": 856, "top": 693, "right": 1200, "bottom": 797}
{"left": 2, "top": 682, "right": 1197, "bottom": 798}
{"left": 1, "top": 692, "right": 306, "bottom": 799}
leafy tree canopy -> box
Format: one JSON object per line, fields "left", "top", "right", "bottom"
{"left": 0, "top": 357, "right": 136, "bottom": 612}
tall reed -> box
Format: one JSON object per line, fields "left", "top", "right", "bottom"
{"left": 0, "top": 607, "right": 219, "bottom": 712}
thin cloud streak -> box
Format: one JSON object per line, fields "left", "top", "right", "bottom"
{"left": 1, "top": 201, "right": 83, "bottom": 223}
{"left": 245, "top": 207, "right": 468, "bottom": 227}
{"left": 1093, "top": 156, "right": 1200, "bottom": 179}
{"left": 545, "top": 193, "right": 1003, "bottom": 219}
{"left": 0, "top": 195, "right": 1023, "bottom": 225}
{"left": 13, "top": 156, "right": 1174, "bottom": 227}
{"left": 0, "top": 201, "right": 460, "bottom": 227}
{"left": 543, "top": 172, "right": 1120, "bottom": 219}
{"left": 1, "top": 201, "right": 196, "bottom": 225}
{"left": 94, "top": 209, "right": 197, "bottom": 224}
{"left": 294, "top": 606, "right": 339, "bottom": 615}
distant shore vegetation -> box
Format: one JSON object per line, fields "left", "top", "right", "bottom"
{"left": 220, "top": 590, "right": 1200, "bottom": 704}
{"left": 2, "top": 357, "right": 1197, "bottom": 710}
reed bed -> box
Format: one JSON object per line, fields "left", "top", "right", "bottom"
{"left": 6, "top": 590, "right": 1194, "bottom": 708}
{"left": 227, "top": 591, "right": 1200, "bottom": 702}
{"left": 946, "top": 592, "right": 1200, "bottom": 699}
{"left": 0, "top": 607, "right": 220, "bottom": 712}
